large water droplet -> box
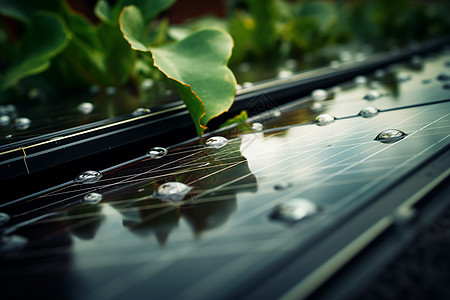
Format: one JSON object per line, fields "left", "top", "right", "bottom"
{"left": 78, "top": 102, "right": 94, "bottom": 114}
{"left": 251, "top": 122, "right": 263, "bottom": 131}
{"left": 0, "top": 212, "right": 10, "bottom": 227}
{"left": 84, "top": 192, "right": 103, "bottom": 205}
{"left": 206, "top": 136, "right": 228, "bottom": 149}
{"left": 354, "top": 75, "right": 368, "bottom": 85}
{"left": 374, "top": 129, "right": 407, "bottom": 143}
{"left": 359, "top": 107, "right": 379, "bottom": 118}
{"left": 0, "top": 115, "right": 10, "bottom": 126}
{"left": 0, "top": 235, "right": 28, "bottom": 254}
{"left": 146, "top": 147, "right": 168, "bottom": 159}
{"left": 132, "top": 108, "right": 151, "bottom": 116}
{"left": 13, "top": 117, "right": 31, "bottom": 130}
{"left": 363, "top": 90, "right": 382, "bottom": 101}
{"left": 270, "top": 198, "right": 319, "bottom": 223}
{"left": 315, "top": 114, "right": 335, "bottom": 126}
{"left": 396, "top": 72, "right": 412, "bottom": 83}
{"left": 153, "top": 182, "right": 193, "bottom": 204}
{"left": 311, "top": 89, "right": 328, "bottom": 101}
{"left": 75, "top": 170, "right": 102, "bottom": 184}
{"left": 274, "top": 182, "right": 292, "bottom": 191}
{"left": 437, "top": 72, "right": 450, "bottom": 81}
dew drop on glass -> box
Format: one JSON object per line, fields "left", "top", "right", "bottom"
{"left": 13, "top": 117, "right": 31, "bottom": 130}
{"left": 311, "top": 89, "right": 328, "bottom": 101}
{"left": 339, "top": 50, "right": 352, "bottom": 62}
{"left": 274, "top": 182, "right": 292, "bottom": 191}
{"left": 243, "top": 82, "right": 254, "bottom": 88}
{"left": 146, "top": 147, "right": 168, "bottom": 159}
{"left": 410, "top": 55, "right": 423, "bottom": 68}
{"left": 0, "top": 115, "right": 10, "bottom": 126}
{"left": 89, "top": 85, "right": 101, "bottom": 94}
{"left": 277, "top": 70, "right": 293, "bottom": 79}
{"left": 359, "top": 107, "right": 379, "bottom": 118}
{"left": 206, "top": 136, "right": 228, "bottom": 149}
{"left": 436, "top": 71, "right": 450, "bottom": 81}
{"left": 153, "top": 182, "right": 193, "bottom": 204}
{"left": 132, "top": 108, "right": 151, "bottom": 116}
{"left": 374, "top": 129, "right": 407, "bottom": 143}
{"left": 315, "top": 114, "right": 335, "bottom": 126}
{"left": 329, "top": 60, "right": 340, "bottom": 69}
{"left": 285, "top": 59, "right": 297, "bottom": 69}
{"left": 84, "top": 192, "right": 103, "bottom": 205}
{"left": 75, "top": 170, "right": 102, "bottom": 184}
{"left": 0, "top": 235, "right": 28, "bottom": 254}
{"left": 354, "top": 75, "right": 367, "bottom": 85}
{"left": 396, "top": 72, "right": 412, "bottom": 83}
{"left": 270, "top": 198, "right": 319, "bottom": 223}
{"left": 251, "top": 122, "right": 263, "bottom": 131}
{"left": 78, "top": 102, "right": 94, "bottom": 114}
{"left": 0, "top": 212, "right": 10, "bottom": 227}
{"left": 364, "top": 90, "right": 382, "bottom": 101}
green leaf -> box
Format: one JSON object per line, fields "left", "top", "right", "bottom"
{"left": 120, "top": 5, "right": 236, "bottom": 135}
{"left": 0, "top": 0, "right": 60, "bottom": 22}
{"left": 0, "top": 11, "right": 69, "bottom": 90}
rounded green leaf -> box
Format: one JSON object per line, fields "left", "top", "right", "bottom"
{"left": 120, "top": 5, "right": 236, "bottom": 135}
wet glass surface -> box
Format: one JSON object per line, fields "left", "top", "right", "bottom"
{"left": 0, "top": 49, "right": 449, "bottom": 300}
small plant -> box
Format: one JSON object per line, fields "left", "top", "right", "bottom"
{"left": 0, "top": 0, "right": 237, "bottom": 135}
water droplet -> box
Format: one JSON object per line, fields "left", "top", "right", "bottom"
{"left": 374, "top": 129, "right": 407, "bottom": 143}
{"left": 329, "top": 60, "right": 340, "bottom": 69}
{"left": 396, "top": 72, "right": 412, "bottom": 83}
{"left": 5, "top": 134, "right": 12, "bottom": 139}
{"left": 140, "top": 78, "right": 154, "bottom": 91}
{"left": 236, "top": 84, "right": 243, "bottom": 90}
{"left": 274, "top": 182, "right": 292, "bottom": 191}
{"left": 105, "top": 86, "right": 117, "bottom": 95}
{"left": 0, "top": 235, "right": 28, "bottom": 254}
{"left": 354, "top": 75, "right": 367, "bottom": 85}
{"left": 272, "top": 109, "right": 282, "bottom": 118}
{"left": 443, "top": 83, "right": 450, "bottom": 89}
{"left": 369, "top": 81, "right": 381, "bottom": 89}
{"left": 84, "top": 192, "right": 103, "bottom": 205}
{"left": 436, "top": 71, "right": 450, "bottom": 81}
{"left": 165, "top": 89, "right": 173, "bottom": 96}
{"left": 311, "top": 89, "right": 328, "bottom": 101}
{"left": 251, "top": 122, "right": 263, "bottom": 131}
{"left": 153, "top": 182, "right": 193, "bottom": 204}
{"left": 445, "top": 60, "right": 450, "bottom": 68}
{"left": 270, "top": 198, "right": 319, "bottom": 223}
{"left": 75, "top": 170, "right": 102, "bottom": 184}
{"left": 206, "top": 136, "right": 228, "bottom": 149}
{"left": 146, "top": 147, "right": 168, "bottom": 159}
{"left": 363, "top": 90, "right": 382, "bottom": 101}
{"left": 374, "top": 69, "right": 386, "bottom": 78}
{"left": 0, "top": 212, "right": 10, "bottom": 227}
{"left": 310, "top": 102, "right": 323, "bottom": 112}
{"left": 315, "top": 114, "right": 335, "bottom": 126}
{"left": 13, "top": 117, "right": 31, "bottom": 130}
{"left": 339, "top": 50, "right": 352, "bottom": 62}
{"left": 422, "top": 79, "right": 432, "bottom": 84}
{"left": 359, "top": 107, "right": 379, "bottom": 118}
{"left": 243, "top": 82, "right": 254, "bottom": 88}
{"left": 0, "top": 115, "right": 11, "bottom": 126}
{"left": 410, "top": 55, "right": 423, "bottom": 68}
{"left": 277, "top": 70, "right": 293, "bottom": 79}
{"left": 132, "top": 108, "right": 151, "bottom": 116}
{"left": 77, "top": 102, "right": 94, "bottom": 114}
